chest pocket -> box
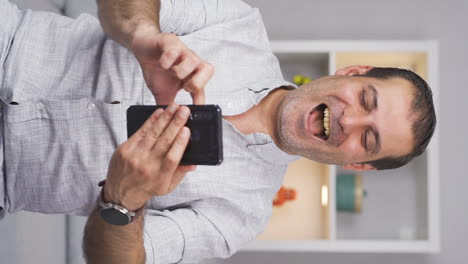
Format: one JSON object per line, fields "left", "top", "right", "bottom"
{"left": 2, "top": 98, "right": 126, "bottom": 215}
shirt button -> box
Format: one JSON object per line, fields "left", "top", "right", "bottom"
{"left": 227, "top": 102, "right": 234, "bottom": 109}
{"left": 255, "top": 147, "right": 261, "bottom": 152}
{"left": 87, "top": 103, "right": 96, "bottom": 110}
{"left": 36, "top": 103, "right": 45, "bottom": 110}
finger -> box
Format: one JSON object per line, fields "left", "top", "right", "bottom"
{"left": 127, "top": 108, "right": 164, "bottom": 145}
{"left": 183, "top": 62, "right": 214, "bottom": 105}
{"left": 152, "top": 106, "right": 190, "bottom": 157}
{"left": 160, "top": 48, "right": 182, "bottom": 70}
{"left": 138, "top": 103, "right": 179, "bottom": 150}
{"left": 171, "top": 51, "right": 201, "bottom": 80}
{"left": 159, "top": 126, "right": 191, "bottom": 178}
{"left": 169, "top": 165, "right": 197, "bottom": 192}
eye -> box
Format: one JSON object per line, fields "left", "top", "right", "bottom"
{"left": 361, "top": 130, "right": 368, "bottom": 152}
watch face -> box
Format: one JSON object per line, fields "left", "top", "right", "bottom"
{"left": 100, "top": 208, "right": 131, "bottom": 226}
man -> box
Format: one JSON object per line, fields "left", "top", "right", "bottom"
{"left": 0, "top": 1, "right": 436, "bottom": 264}
{"left": 89, "top": 0, "right": 436, "bottom": 260}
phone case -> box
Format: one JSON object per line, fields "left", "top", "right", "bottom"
{"left": 127, "top": 105, "right": 223, "bottom": 165}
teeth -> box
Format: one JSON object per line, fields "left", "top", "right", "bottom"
{"left": 323, "top": 107, "right": 330, "bottom": 137}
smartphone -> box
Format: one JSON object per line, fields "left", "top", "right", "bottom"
{"left": 127, "top": 105, "right": 223, "bottom": 165}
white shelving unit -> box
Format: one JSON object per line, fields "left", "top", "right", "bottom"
{"left": 243, "top": 41, "right": 439, "bottom": 253}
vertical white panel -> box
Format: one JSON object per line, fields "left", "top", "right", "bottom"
{"left": 0, "top": 211, "right": 66, "bottom": 264}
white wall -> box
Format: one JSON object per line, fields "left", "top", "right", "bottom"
{"left": 211, "top": 0, "right": 467, "bottom": 263}
{"left": 0, "top": 211, "right": 66, "bottom": 264}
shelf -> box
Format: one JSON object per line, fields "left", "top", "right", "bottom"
{"left": 336, "top": 152, "right": 428, "bottom": 241}
{"left": 258, "top": 159, "right": 330, "bottom": 240}
{"left": 246, "top": 41, "right": 439, "bottom": 253}
{"left": 275, "top": 53, "right": 329, "bottom": 83}
{"left": 335, "top": 52, "right": 428, "bottom": 79}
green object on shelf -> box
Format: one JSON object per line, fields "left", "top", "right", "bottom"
{"left": 293, "top": 75, "right": 304, "bottom": 85}
{"left": 336, "top": 174, "right": 367, "bottom": 212}
{"left": 293, "top": 74, "right": 313, "bottom": 85}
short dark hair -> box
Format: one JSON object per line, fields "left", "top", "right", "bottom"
{"left": 359, "top": 67, "right": 436, "bottom": 170}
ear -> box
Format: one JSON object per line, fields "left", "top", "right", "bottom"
{"left": 335, "top": 65, "right": 373, "bottom": 76}
{"left": 341, "top": 163, "right": 376, "bottom": 171}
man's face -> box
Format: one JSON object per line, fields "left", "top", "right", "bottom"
{"left": 275, "top": 67, "right": 416, "bottom": 170}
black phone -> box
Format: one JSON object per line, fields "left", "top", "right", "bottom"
{"left": 127, "top": 105, "right": 223, "bottom": 165}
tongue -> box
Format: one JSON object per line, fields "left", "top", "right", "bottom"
{"left": 309, "top": 110, "right": 325, "bottom": 136}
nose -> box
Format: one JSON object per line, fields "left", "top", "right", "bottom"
{"left": 339, "top": 110, "right": 373, "bottom": 134}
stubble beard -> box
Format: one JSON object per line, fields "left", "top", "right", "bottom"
{"left": 277, "top": 91, "right": 313, "bottom": 157}
{"left": 276, "top": 83, "right": 345, "bottom": 165}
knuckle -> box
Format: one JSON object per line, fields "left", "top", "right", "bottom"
{"left": 127, "top": 158, "right": 141, "bottom": 170}
{"left": 136, "top": 167, "right": 152, "bottom": 178}
{"left": 164, "top": 155, "right": 178, "bottom": 166}
{"left": 186, "top": 79, "right": 201, "bottom": 90}
{"left": 136, "top": 126, "right": 150, "bottom": 138}
{"left": 116, "top": 145, "right": 129, "bottom": 159}
{"left": 159, "top": 137, "right": 173, "bottom": 148}
{"left": 147, "top": 129, "right": 161, "bottom": 140}
{"left": 204, "top": 62, "right": 215, "bottom": 74}
{"left": 164, "top": 48, "right": 179, "bottom": 59}
{"left": 187, "top": 54, "right": 200, "bottom": 65}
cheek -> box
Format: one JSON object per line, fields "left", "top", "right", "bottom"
{"left": 341, "top": 89, "right": 360, "bottom": 106}
{"left": 339, "top": 134, "right": 365, "bottom": 160}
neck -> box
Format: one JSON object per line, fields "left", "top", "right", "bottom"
{"left": 224, "top": 87, "right": 289, "bottom": 142}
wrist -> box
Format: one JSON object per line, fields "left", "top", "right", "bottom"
{"left": 128, "top": 22, "right": 161, "bottom": 51}
{"left": 100, "top": 180, "right": 148, "bottom": 212}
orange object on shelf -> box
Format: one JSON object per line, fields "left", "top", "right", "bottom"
{"left": 273, "top": 186, "right": 297, "bottom": 206}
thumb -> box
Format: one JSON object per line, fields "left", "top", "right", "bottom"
{"left": 169, "top": 165, "right": 197, "bottom": 191}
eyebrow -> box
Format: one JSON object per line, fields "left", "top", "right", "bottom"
{"left": 368, "top": 84, "right": 378, "bottom": 109}
{"left": 371, "top": 128, "right": 381, "bottom": 154}
{"left": 368, "top": 84, "right": 380, "bottom": 154}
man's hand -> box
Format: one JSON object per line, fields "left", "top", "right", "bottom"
{"left": 103, "top": 103, "right": 196, "bottom": 211}
{"left": 96, "top": 0, "right": 214, "bottom": 105}
{"left": 131, "top": 25, "right": 215, "bottom": 105}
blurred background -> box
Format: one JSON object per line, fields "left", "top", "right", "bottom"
{"left": 1, "top": 0, "right": 466, "bottom": 263}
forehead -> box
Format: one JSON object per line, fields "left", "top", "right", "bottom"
{"left": 372, "top": 77, "right": 415, "bottom": 158}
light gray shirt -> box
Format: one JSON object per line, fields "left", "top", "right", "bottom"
{"left": 0, "top": 0, "right": 298, "bottom": 263}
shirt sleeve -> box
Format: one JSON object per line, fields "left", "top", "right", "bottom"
{"left": 143, "top": 197, "right": 272, "bottom": 264}
{"left": 0, "top": 0, "right": 23, "bottom": 69}
{"left": 159, "top": 0, "right": 253, "bottom": 35}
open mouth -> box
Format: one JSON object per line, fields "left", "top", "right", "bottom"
{"left": 307, "top": 104, "right": 330, "bottom": 141}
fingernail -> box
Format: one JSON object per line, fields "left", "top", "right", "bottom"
{"left": 182, "top": 127, "right": 190, "bottom": 138}
{"left": 178, "top": 107, "right": 190, "bottom": 119}
{"left": 152, "top": 108, "right": 164, "bottom": 120}
{"left": 155, "top": 108, "right": 164, "bottom": 116}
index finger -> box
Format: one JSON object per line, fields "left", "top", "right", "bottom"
{"left": 127, "top": 108, "right": 164, "bottom": 145}
{"left": 184, "top": 62, "right": 214, "bottom": 105}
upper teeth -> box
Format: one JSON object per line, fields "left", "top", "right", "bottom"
{"left": 324, "top": 107, "right": 330, "bottom": 137}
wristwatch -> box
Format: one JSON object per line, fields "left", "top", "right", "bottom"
{"left": 97, "top": 180, "right": 145, "bottom": 226}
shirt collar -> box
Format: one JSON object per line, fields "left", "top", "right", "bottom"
{"left": 224, "top": 120, "right": 300, "bottom": 165}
